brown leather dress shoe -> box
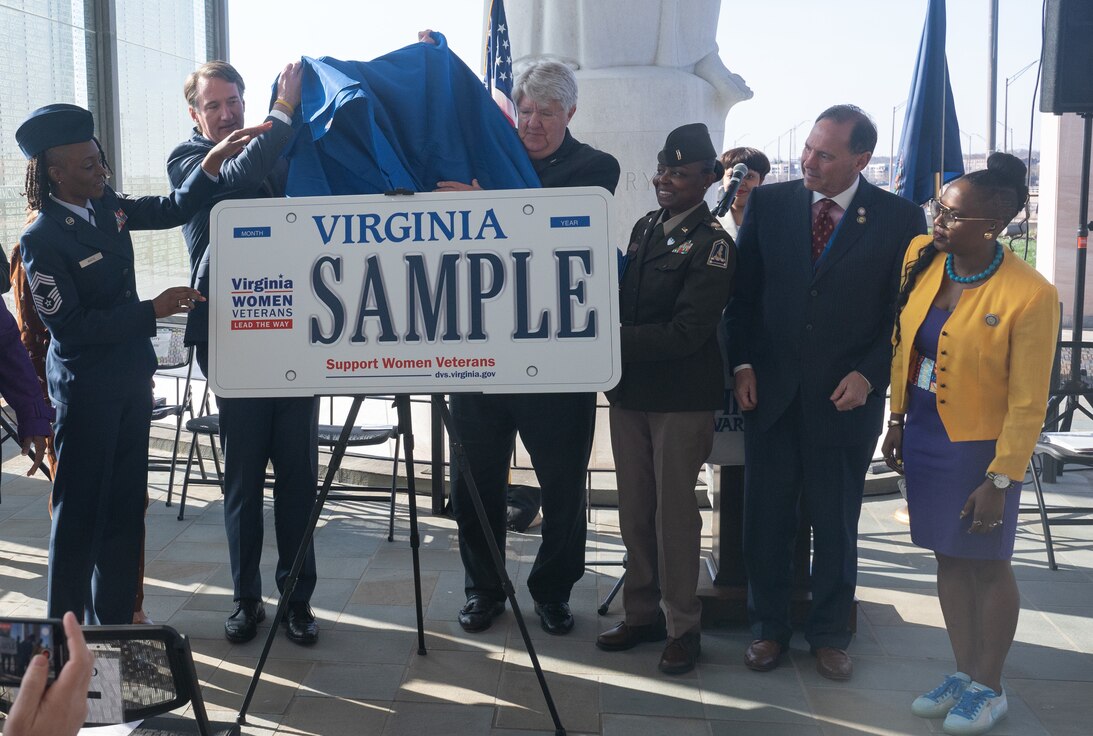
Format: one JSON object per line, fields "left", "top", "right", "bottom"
{"left": 814, "top": 647, "right": 853, "bottom": 681}
{"left": 744, "top": 639, "right": 784, "bottom": 672}
{"left": 596, "top": 618, "right": 668, "bottom": 651}
{"left": 658, "top": 631, "right": 701, "bottom": 674}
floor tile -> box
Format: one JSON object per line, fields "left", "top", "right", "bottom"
{"left": 0, "top": 456, "right": 1090, "bottom": 735}
{"left": 600, "top": 673, "right": 704, "bottom": 719}
{"left": 700, "top": 662, "right": 815, "bottom": 725}
{"left": 495, "top": 668, "right": 601, "bottom": 733}
{"left": 380, "top": 702, "right": 494, "bottom": 736}
{"left": 602, "top": 713, "right": 710, "bottom": 736}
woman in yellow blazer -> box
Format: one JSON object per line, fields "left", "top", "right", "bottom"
{"left": 882, "top": 153, "right": 1058, "bottom": 736}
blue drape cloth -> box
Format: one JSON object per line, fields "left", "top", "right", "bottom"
{"left": 283, "top": 32, "right": 540, "bottom": 197}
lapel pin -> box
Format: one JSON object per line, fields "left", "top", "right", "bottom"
{"left": 65, "top": 216, "right": 75, "bottom": 226}
{"left": 856, "top": 207, "right": 866, "bottom": 224}
{"left": 667, "top": 236, "right": 676, "bottom": 246}
{"left": 985, "top": 313, "right": 1000, "bottom": 327}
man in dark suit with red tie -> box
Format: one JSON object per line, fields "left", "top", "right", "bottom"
{"left": 724, "top": 105, "right": 925, "bottom": 680}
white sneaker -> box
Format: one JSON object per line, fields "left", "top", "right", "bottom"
{"left": 911, "top": 672, "right": 971, "bottom": 717}
{"left": 943, "top": 683, "right": 1008, "bottom": 735}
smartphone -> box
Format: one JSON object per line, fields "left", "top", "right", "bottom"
{"left": 0, "top": 618, "right": 67, "bottom": 687}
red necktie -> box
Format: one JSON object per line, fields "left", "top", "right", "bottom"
{"left": 811, "top": 198, "right": 836, "bottom": 263}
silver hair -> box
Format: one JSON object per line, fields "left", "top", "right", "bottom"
{"left": 512, "top": 59, "right": 578, "bottom": 111}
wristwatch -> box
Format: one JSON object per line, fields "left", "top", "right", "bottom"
{"left": 986, "top": 472, "right": 1011, "bottom": 489}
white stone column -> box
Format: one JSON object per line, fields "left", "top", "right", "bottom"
{"left": 506, "top": 0, "right": 753, "bottom": 243}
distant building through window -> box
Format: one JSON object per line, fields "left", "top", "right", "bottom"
{"left": 1, "top": 0, "right": 226, "bottom": 297}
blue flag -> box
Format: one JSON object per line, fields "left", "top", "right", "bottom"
{"left": 894, "top": 0, "right": 963, "bottom": 205}
{"left": 283, "top": 32, "right": 540, "bottom": 197}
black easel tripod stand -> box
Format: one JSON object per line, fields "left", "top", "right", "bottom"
{"left": 234, "top": 394, "right": 567, "bottom": 736}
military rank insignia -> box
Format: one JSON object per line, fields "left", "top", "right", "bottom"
{"left": 30, "top": 271, "right": 62, "bottom": 316}
{"left": 707, "top": 239, "right": 730, "bottom": 268}
{"left": 114, "top": 207, "right": 128, "bottom": 232}
{"left": 671, "top": 240, "right": 693, "bottom": 255}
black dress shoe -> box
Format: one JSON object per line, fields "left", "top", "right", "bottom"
{"left": 458, "top": 595, "right": 505, "bottom": 632}
{"left": 224, "top": 600, "right": 265, "bottom": 643}
{"left": 534, "top": 601, "right": 574, "bottom": 635}
{"left": 284, "top": 602, "right": 319, "bottom": 646}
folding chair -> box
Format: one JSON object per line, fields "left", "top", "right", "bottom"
{"left": 1021, "top": 327, "right": 1093, "bottom": 569}
{"left": 170, "top": 385, "right": 222, "bottom": 521}
{"left": 149, "top": 320, "right": 198, "bottom": 500}
{"left": 319, "top": 396, "right": 402, "bottom": 542}
{"left": 1025, "top": 435, "right": 1093, "bottom": 570}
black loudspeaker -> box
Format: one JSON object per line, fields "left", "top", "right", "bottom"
{"left": 1041, "top": 0, "right": 1093, "bottom": 114}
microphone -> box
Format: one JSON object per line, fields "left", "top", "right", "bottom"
{"left": 713, "top": 163, "right": 749, "bottom": 218}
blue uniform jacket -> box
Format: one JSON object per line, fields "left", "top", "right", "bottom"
{"left": 19, "top": 167, "right": 218, "bottom": 403}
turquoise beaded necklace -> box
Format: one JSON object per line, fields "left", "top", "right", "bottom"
{"left": 945, "top": 242, "right": 1004, "bottom": 284}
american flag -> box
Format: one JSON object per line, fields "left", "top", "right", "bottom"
{"left": 484, "top": 0, "right": 516, "bottom": 125}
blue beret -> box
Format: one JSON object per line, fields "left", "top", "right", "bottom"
{"left": 657, "top": 123, "right": 718, "bottom": 166}
{"left": 16, "top": 104, "right": 95, "bottom": 159}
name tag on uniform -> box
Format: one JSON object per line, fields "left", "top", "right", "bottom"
{"left": 79, "top": 252, "right": 103, "bottom": 268}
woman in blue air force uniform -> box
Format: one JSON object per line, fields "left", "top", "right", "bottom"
{"left": 16, "top": 103, "right": 266, "bottom": 624}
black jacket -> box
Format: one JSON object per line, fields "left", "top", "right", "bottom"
{"left": 723, "top": 176, "right": 926, "bottom": 444}
{"left": 608, "top": 202, "right": 735, "bottom": 411}
{"left": 533, "top": 130, "right": 620, "bottom": 193}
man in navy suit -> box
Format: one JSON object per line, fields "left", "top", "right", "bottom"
{"left": 168, "top": 61, "right": 321, "bottom": 646}
{"left": 725, "top": 105, "right": 925, "bottom": 680}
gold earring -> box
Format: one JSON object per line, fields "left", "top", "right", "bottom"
{"left": 984, "top": 232, "right": 994, "bottom": 240}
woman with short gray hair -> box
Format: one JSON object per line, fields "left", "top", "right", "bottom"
{"left": 512, "top": 60, "right": 578, "bottom": 115}
{"left": 435, "top": 58, "right": 618, "bottom": 191}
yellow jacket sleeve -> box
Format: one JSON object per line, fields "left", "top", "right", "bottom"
{"left": 990, "top": 283, "right": 1060, "bottom": 479}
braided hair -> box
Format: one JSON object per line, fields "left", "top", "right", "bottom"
{"left": 892, "top": 152, "right": 1028, "bottom": 348}
{"left": 22, "top": 153, "right": 50, "bottom": 213}
{"left": 21, "top": 137, "right": 113, "bottom": 215}
{"left": 893, "top": 241, "right": 940, "bottom": 347}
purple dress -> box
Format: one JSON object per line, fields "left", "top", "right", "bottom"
{"left": 903, "top": 306, "right": 1022, "bottom": 560}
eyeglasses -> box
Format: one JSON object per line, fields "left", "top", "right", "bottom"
{"left": 928, "top": 199, "right": 998, "bottom": 229}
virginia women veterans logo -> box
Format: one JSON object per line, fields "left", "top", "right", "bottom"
{"left": 29, "top": 272, "right": 61, "bottom": 316}
{"left": 228, "top": 274, "right": 294, "bottom": 330}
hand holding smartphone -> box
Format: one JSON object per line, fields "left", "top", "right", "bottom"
{"left": 0, "top": 618, "right": 68, "bottom": 687}
{"left": 1, "top": 613, "right": 92, "bottom": 736}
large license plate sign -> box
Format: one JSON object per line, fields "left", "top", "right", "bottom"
{"left": 208, "top": 188, "right": 620, "bottom": 397}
